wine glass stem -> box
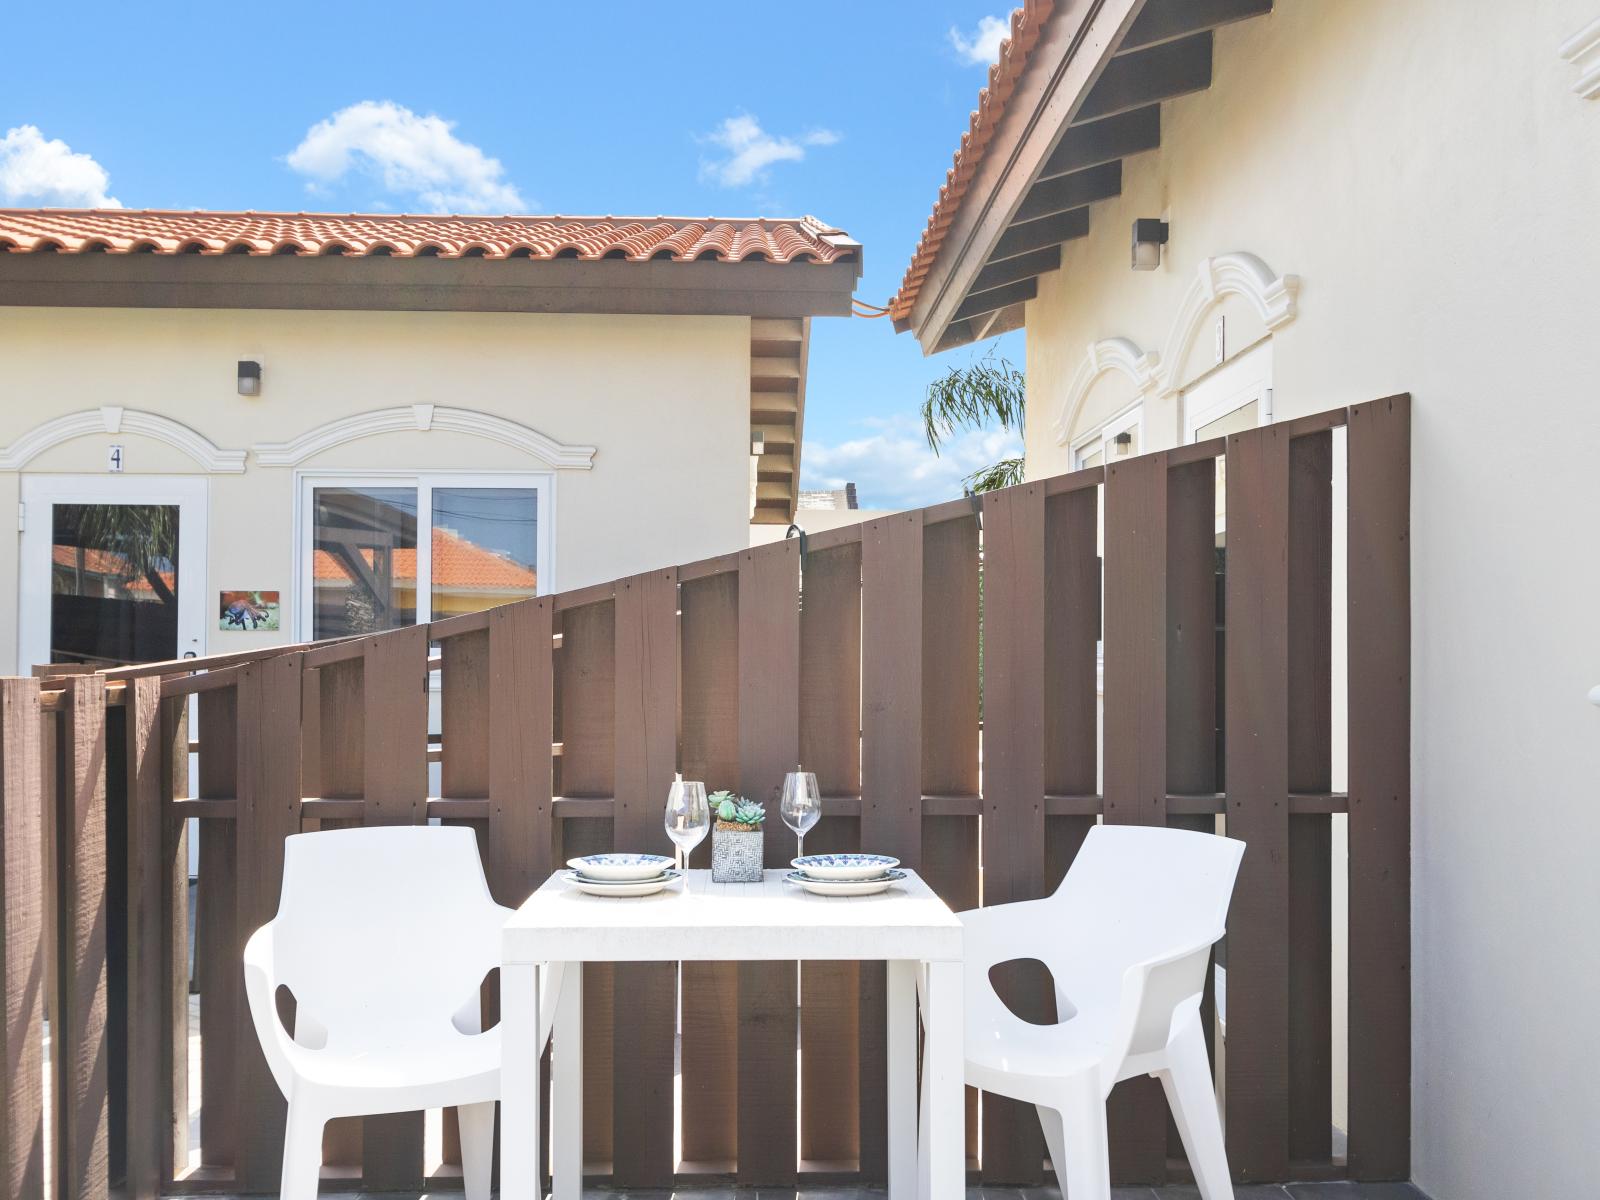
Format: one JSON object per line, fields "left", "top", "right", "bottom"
{"left": 798, "top": 832, "right": 804, "bottom": 859}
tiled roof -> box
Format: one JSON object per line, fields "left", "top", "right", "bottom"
{"left": 0, "top": 209, "right": 857, "bottom": 265}
{"left": 315, "top": 527, "right": 538, "bottom": 592}
{"left": 890, "top": 1, "right": 1054, "bottom": 322}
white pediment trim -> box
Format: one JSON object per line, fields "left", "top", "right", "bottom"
{"left": 1052, "top": 337, "right": 1159, "bottom": 444}
{"left": 1155, "top": 252, "right": 1299, "bottom": 399}
{"left": 252, "top": 405, "right": 597, "bottom": 469}
{"left": 0, "top": 407, "right": 248, "bottom": 472}
{"left": 1561, "top": 18, "right": 1600, "bottom": 98}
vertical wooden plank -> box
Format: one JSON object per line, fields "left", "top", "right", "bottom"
{"left": 122, "top": 678, "right": 164, "bottom": 1199}
{"left": 979, "top": 483, "right": 1048, "bottom": 1186}
{"left": 59, "top": 675, "right": 109, "bottom": 1200}
{"left": 678, "top": 570, "right": 739, "bottom": 1171}
{"left": 1101, "top": 452, "right": 1173, "bottom": 1185}
{"left": 1345, "top": 395, "right": 1411, "bottom": 1180}
{"left": 736, "top": 541, "right": 799, "bottom": 1188}
{"left": 798, "top": 542, "right": 864, "bottom": 1170}
{"left": 1287, "top": 431, "right": 1334, "bottom": 1166}
{"left": 361, "top": 626, "right": 429, "bottom": 1191}
{"left": 1, "top": 678, "right": 45, "bottom": 1200}
{"left": 556, "top": 597, "right": 616, "bottom": 1175}
{"left": 612, "top": 570, "right": 679, "bottom": 1187}
{"left": 158, "top": 696, "right": 189, "bottom": 1186}
{"left": 919, "top": 512, "right": 982, "bottom": 1165}
{"left": 1164, "top": 457, "right": 1222, "bottom": 1170}
{"left": 862, "top": 513, "right": 922, "bottom": 863}
{"left": 194, "top": 687, "right": 237, "bottom": 1172}
{"left": 234, "top": 655, "right": 304, "bottom": 1189}
{"left": 488, "top": 601, "right": 555, "bottom": 902}
{"left": 1223, "top": 424, "right": 1292, "bottom": 1182}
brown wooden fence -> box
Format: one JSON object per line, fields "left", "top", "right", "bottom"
{"left": 0, "top": 396, "right": 1411, "bottom": 1198}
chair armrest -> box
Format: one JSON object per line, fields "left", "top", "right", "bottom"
{"left": 242, "top": 923, "right": 298, "bottom": 1098}
{"left": 957, "top": 899, "right": 1060, "bottom": 971}
{"left": 1107, "top": 933, "right": 1221, "bottom": 1066}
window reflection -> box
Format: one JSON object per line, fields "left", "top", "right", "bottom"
{"left": 311, "top": 487, "right": 418, "bottom": 638}
{"left": 430, "top": 487, "right": 538, "bottom": 617}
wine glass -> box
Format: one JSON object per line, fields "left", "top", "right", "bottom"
{"left": 664, "top": 779, "right": 709, "bottom": 871}
{"left": 780, "top": 768, "right": 821, "bottom": 860}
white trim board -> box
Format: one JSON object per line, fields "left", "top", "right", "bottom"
{"left": 0, "top": 408, "right": 246, "bottom": 472}
{"left": 255, "top": 405, "right": 596, "bottom": 470}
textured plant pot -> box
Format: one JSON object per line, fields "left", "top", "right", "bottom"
{"left": 711, "top": 825, "right": 764, "bottom": 883}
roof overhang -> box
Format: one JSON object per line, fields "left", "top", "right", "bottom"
{"left": 0, "top": 252, "right": 861, "bottom": 319}
{"left": 898, "top": 0, "right": 1273, "bottom": 354}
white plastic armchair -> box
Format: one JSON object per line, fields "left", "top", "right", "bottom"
{"left": 960, "top": 824, "right": 1244, "bottom": 1200}
{"left": 243, "top": 825, "right": 558, "bottom": 1200}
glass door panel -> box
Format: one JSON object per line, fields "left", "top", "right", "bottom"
{"left": 310, "top": 486, "right": 418, "bottom": 638}
{"left": 48, "top": 503, "right": 181, "bottom": 667}
{"left": 429, "top": 486, "right": 539, "bottom": 618}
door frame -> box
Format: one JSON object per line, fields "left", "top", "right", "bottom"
{"left": 18, "top": 474, "right": 210, "bottom": 672}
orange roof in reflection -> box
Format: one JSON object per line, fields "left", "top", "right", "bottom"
{"left": 314, "top": 526, "right": 537, "bottom": 592}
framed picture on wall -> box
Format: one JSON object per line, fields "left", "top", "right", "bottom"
{"left": 219, "top": 590, "right": 280, "bottom": 632}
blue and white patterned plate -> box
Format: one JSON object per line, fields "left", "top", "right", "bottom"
{"left": 566, "top": 853, "right": 675, "bottom": 882}
{"left": 791, "top": 852, "right": 901, "bottom": 882}
{"left": 563, "top": 869, "right": 682, "bottom": 897}
{"left": 785, "top": 868, "right": 905, "bottom": 897}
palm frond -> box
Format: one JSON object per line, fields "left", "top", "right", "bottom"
{"left": 962, "top": 456, "right": 1027, "bottom": 494}
{"left": 921, "top": 345, "right": 1026, "bottom": 456}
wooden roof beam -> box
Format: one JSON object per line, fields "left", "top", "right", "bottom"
{"left": 951, "top": 277, "right": 1037, "bottom": 324}
{"left": 1119, "top": 0, "right": 1272, "bottom": 54}
{"left": 1012, "top": 160, "right": 1122, "bottom": 225}
{"left": 989, "top": 207, "right": 1091, "bottom": 262}
{"left": 972, "top": 245, "right": 1061, "bottom": 293}
{"left": 1039, "top": 105, "right": 1161, "bottom": 180}
{"left": 1075, "top": 32, "right": 1214, "bottom": 124}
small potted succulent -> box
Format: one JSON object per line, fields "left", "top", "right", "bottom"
{"left": 709, "top": 790, "right": 766, "bottom": 883}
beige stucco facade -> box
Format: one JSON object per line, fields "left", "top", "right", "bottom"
{"left": 0, "top": 306, "right": 752, "bottom": 673}
{"left": 1019, "top": 1, "right": 1600, "bottom": 1195}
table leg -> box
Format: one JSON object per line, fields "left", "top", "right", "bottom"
{"left": 501, "top": 961, "right": 542, "bottom": 1200}
{"left": 887, "top": 959, "right": 918, "bottom": 1200}
{"left": 922, "top": 960, "right": 964, "bottom": 1200}
{"left": 551, "top": 960, "right": 584, "bottom": 1200}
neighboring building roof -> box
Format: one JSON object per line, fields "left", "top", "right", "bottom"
{"left": 890, "top": 1, "right": 1055, "bottom": 323}
{"left": 0, "top": 209, "right": 857, "bottom": 265}
{"left": 314, "top": 526, "right": 538, "bottom": 593}
{"left": 797, "top": 484, "right": 859, "bottom": 511}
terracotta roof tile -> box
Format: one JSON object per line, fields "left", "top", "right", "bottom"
{"left": 314, "top": 527, "right": 537, "bottom": 593}
{"left": 891, "top": 1, "right": 1055, "bottom": 322}
{"left": 0, "top": 209, "right": 857, "bottom": 266}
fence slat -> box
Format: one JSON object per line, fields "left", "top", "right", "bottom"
{"left": 678, "top": 572, "right": 740, "bottom": 1170}
{"left": 1102, "top": 452, "right": 1172, "bottom": 1183}
{"left": 60, "top": 675, "right": 110, "bottom": 1200}
{"left": 1346, "top": 394, "right": 1411, "bottom": 1180}
{"left": 612, "top": 571, "right": 679, "bottom": 1187}
{"left": 1223, "top": 425, "right": 1293, "bottom": 1182}
{"left": 360, "top": 627, "right": 429, "bottom": 1190}
{"left": 796, "top": 542, "right": 864, "bottom": 1170}
{"left": 1288, "top": 431, "right": 1334, "bottom": 1166}
{"left": 234, "top": 655, "right": 304, "bottom": 1188}
{"left": 980, "top": 483, "right": 1048, "bottom": 1186}
{"left": 737, "top": 542, "right": 800, "bottom": 1187}
{"left": 158, "top": 696, "right": 189, "bottom": 1186}
{"left": 1, "top": 678, "right": 45, "bottom": 1200}
{"left": 488, "top": 601, "right": 555, "bottom": 901}
{"left": 194, "top": 686, "right": 237, "bottom": 1171}
{"left": 122, "top": 678, "right": 164, "bottom": 1199}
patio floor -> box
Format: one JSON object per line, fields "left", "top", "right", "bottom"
{"left": 200, "top": 1185, "right": 1431, "bottom": 1199}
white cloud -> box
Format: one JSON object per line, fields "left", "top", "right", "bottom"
{"left": 948, "top": 14, "right": 1010, "bottom": 66}
{"left": 0, "top": 126, "right": 120, "bottom": 207}
{"left": 698, "top": 114, "right": 839, "bottom": 188}
{"left": 286, "top": 100, "right": 525, "bottom": 213}
{"left": 803, "top": 414, "right": 1023, "bottom": 511}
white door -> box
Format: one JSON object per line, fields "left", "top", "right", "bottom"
{"left": 18, "top": 475, "right": 209, "bottom": 672}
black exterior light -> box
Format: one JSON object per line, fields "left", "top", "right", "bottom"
{"left": 1114, "top": 430, "right": 1133, "bottom": 456}
{"left": 237, "top": 360, "right": 262, "bottom": 396}
{"left": 1131, "top": 218, "right": 1169, "bottom": 270}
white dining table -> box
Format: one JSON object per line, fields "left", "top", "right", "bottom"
{"left": 500, "top": 867, "right": 965, "bottom": 1200}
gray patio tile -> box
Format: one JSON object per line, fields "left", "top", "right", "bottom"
{"left": 1153, "top": 1186, "right": 1291, "bottom": 1199}
{"left": 1284, "top": 1184, "right": 1429, "bottom": 1200}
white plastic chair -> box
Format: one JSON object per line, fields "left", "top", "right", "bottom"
{"left": 959, "top": 824, "right": 1244, "bottom": 1200}
{"left": 243, "top": 825, "right": 557, "bottom": 1200}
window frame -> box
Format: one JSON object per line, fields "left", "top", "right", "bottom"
{"left": 1069, "top": 402, "right": 1144, "bottom": 471}
{"left": 293, "top": 469, "right": 555, "bottom": 642}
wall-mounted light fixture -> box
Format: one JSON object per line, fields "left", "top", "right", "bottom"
{"left": 1131, "top": 218, "right": 1169, "bottom": 271}
{"left": 1114, "top": 431, "right": 1133, "bottom": 456}
{"left": 751, "top": 430, "right": 766, "bottom": 457}
{"left": 237, "top": 360, "right": 262, "bottom": 397}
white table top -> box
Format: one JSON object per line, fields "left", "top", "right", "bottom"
{"left": 503, "top": 868, "right": 963, "bottom": 964}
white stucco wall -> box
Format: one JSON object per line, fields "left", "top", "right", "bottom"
{"left": 1019, "top": 1, "right": 1600, "bottom": 1194}
{"left": 0, "top": 306, "right": 752, "bottom": 673}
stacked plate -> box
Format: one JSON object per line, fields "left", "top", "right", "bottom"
{"left": 786, "top": 853, "right": 906, "bottom": 896}
{"left": 563, "top": 853, "right": 681, "bottom": 897}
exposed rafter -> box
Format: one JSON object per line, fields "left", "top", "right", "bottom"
{"left": 1039, "top": 106, "right": 1161, "bottom": 179}
{"left": 1012, "top": 160, "right": 1123, "bottom": 224}
{"left": 1075, "top": 32, "right": 1214, "bottom": 124}
{"left": 1119, "top": 0, "right": 1272, "bottom": 54}
{"left": 952, "top": 277, "right": 1038, "bottom": 324}
{"left": 989, "top": 208, "right": 1091, "bottom": 263}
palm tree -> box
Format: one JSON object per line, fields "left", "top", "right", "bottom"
{"left": 920, "top": 346, "right": 1027, "bottom": 493}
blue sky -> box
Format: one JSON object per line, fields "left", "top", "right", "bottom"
{"left": 0, "top": 1, "right": 1023, "bottom": 510}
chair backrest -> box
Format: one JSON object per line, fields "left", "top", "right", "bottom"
{"left": 1051, "top": 824, "right": 1244, "bottom": 981}
{"left": 270, "top": 825, "right": 506, "bottom": 1035}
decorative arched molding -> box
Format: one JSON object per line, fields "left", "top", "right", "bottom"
{"left": 1052, "top": 337, "right": 1159, "bottom": 444}
{"left": 1154, "top": 252, "right": 1299, "bottom": 398}
{"left": 252, "top": 404, "right": 597, "bottom": 469}
{"left": 0, "top": 406, "right": 247, "bottom": 472}
{"left": 1561, "top": 17, "right": 1600, "bottom": 99}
